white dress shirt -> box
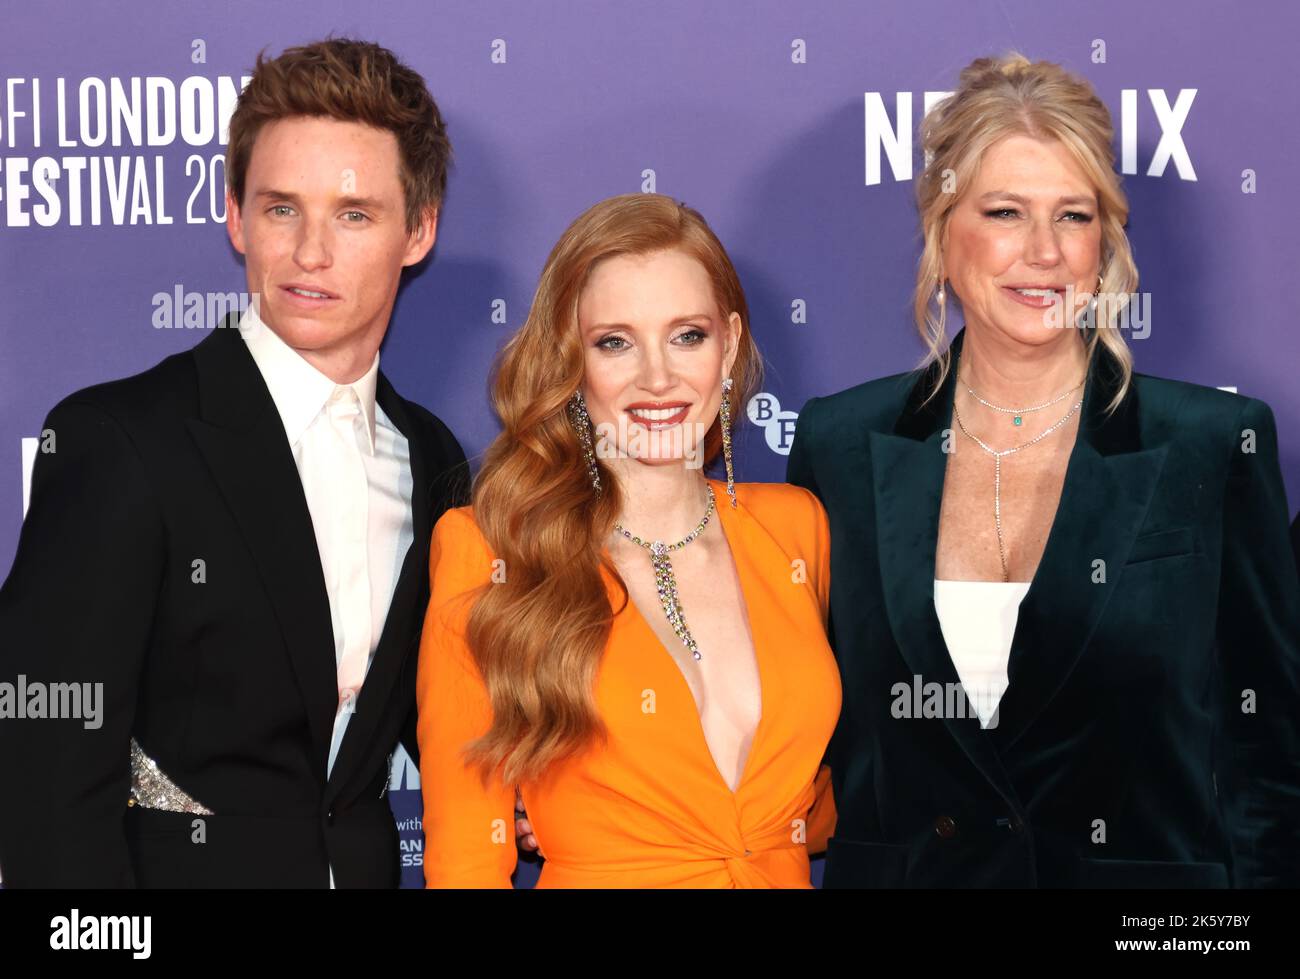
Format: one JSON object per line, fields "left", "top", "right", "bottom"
{"left": 933, "top": 579, "right": 1031, "bottom": 728}
{"left": 237, "top": 303, "right": 414, "bottom": 887}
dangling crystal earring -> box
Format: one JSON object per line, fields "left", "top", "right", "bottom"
{"left": 718, "top": 377, "right": 737, "bottom": 509}
{"left": 937, "top": 280, "right": 946, "bottom": 305}
{"left": 567, "top": 391, "right": 601, "bottom": 495}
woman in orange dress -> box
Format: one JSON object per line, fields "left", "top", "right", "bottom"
{"left": 417, "top": 193, "right": 840, "bottom": 887}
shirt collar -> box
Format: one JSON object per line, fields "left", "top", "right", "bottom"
{"left": 237, "top": 301, "right": 379, "bottom": 454}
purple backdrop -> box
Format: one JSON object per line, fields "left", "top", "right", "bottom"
{"left": 2, "top": 0, "right": 1296, "bottom": 887}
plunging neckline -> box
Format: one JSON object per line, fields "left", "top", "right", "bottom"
{"left": 935, "top": 372, "right": 1085, "bottom": 589}
{"left": 930, "top": 371, "right": 1090, "bottom": 707}
{"left": 605, "top": 478, "right": 767, "bottom": 798}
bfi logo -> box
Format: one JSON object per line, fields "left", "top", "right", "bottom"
{"left": 748, "top": 393, "right": 799, "bottom": 456}
{"left": 865, "top": 88, "right": 1197, "bottom": 185}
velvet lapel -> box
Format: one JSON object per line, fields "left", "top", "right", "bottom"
{"left": 990, "top": 348, "right": 1167, "bottom": 749}
{"left": 870, "top": 331, "right": 1019, "bottom": 805}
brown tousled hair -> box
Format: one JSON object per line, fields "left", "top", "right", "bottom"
{"left": 464, "top": 193, "right": 763, "bottom": 786}
{"left": 226, "top": 37, "right": 451, "bottom": 234}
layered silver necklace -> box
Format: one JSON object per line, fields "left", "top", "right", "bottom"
{"left": 952, "top": 355, "right": 1085, "bottom": 582}
{"left": 961, "top": 370, "right": 1082, "bottom": 426}
{"left": 613, "top": 483, "right": 716, "bottom": 661}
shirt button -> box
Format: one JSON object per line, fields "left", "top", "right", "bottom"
{"left": 933, "top": 815, "right": 958, "bottom": 839}
{"left": 743, "top": 849, "right": 752, "bottom": 857}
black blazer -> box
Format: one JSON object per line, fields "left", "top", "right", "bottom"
{"left": 787, "top": 330, "right": 1300, "bottom": 888}
{"left": 0, "top": 313, "right": 468, "bottom": 887}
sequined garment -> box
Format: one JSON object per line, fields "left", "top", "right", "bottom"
{"left": 128, "top": 737, "right": 213, "bottom": 814}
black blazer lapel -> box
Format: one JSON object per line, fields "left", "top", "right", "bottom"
{"left": 871, "top": 337, "right": 1021, "bottom": 808}
{"left": 183, "top": 314, "right": 338, "bottom": 784}
{"left": 991, "top": 352, "right": 1168, "bottom": 748}
{"left": 324, "top": 374, "right": 433, "bottom": 800}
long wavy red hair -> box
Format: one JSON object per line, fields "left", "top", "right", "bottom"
{"left": 463, "top": 193, "right": 763, "bottom": 786}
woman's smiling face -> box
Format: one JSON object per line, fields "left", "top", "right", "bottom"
{"left": 577, "top": 247, "right": 740, "bottom": 468}
{"left": 943, "top": 134, "right": 1104, "bottom": 348}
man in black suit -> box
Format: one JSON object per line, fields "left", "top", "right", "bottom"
{"left": 0, "top": 38, "right": 468, "bottom": 887}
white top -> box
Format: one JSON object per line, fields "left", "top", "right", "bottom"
{"left": 239, "top": 302, "right": 414, "bottom": 888}
{"left": 932, "top": 579, "right": 1031, "bottom": 729}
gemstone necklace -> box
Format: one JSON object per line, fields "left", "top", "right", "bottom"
{"left": 962, "top": 368, "right": 1083, "bottom": 426}
{"left": 613, "top": 483, "right": 716, "bottom": 661}
{"left": 952, "top": 356, "right": 1084, "bottom": 582}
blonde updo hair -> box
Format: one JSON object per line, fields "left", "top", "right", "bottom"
{"left": 914, "top": 52, "right": 1139, "bottom": 412}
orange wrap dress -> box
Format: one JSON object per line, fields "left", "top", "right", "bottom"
{"left": 417, "top": 478, "right": 840, "bottom": 887}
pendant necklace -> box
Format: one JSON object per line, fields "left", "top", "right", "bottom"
{"left": 613, "top": 483, "right": 716, "bottom": 661}
{"left": 952, "top": 356, "right": 1084, "bottom": 582}
{"left": 962, "top": 368, "right": 1083, "bottom": 426}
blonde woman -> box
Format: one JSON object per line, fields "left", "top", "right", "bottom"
{"left": 418, "top": 194, "right": 839, "bottom": 887}
{"left": 787, "top": 53, "right": 1300, "bottom": 888}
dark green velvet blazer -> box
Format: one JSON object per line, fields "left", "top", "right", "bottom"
{"left": 786, "top": 330, "right": 1300, "bottom": 888}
